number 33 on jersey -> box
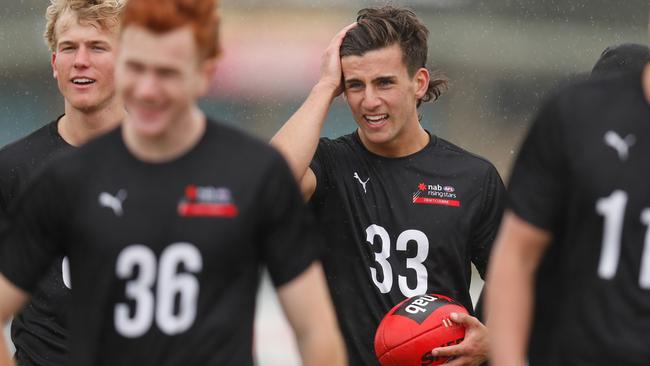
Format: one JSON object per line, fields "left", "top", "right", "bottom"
{"left": 366, "top": 225, "right": 429, "bottom": 298}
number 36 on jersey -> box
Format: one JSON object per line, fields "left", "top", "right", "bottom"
{"left": 114, "top": 242, "right": 202, "bottom": 338}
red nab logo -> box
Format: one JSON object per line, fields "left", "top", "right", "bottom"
{"left": 412, "top": 182, "right": 460, "bottom": 207}
{"left": 178, "top": 185, "right": 239, "bottom": 218}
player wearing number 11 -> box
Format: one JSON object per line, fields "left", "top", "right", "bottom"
{"left": 0, "top": 0, "right": 346, "bottom": 365}
{"left": 486, "top": 41, "right": 650, "bottom": 366}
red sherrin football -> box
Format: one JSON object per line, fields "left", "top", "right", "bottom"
{"left": 374, "top": 293, "right": 469, "bottom": 366}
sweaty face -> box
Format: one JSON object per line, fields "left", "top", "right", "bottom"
{"left": 116, "top": 25, "right": 211, "bottom": 138}
{"left": 342, "top": 44, "right": 429, "bottom": 157}
{"left": 52, "top": 11, "right": 119, "bottom": 113}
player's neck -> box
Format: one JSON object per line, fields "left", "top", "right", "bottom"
{"left": 122, "top": 106, "right": 206, "bottom": 164}
{"left": 59, "top": 100, "right": 125, "bottom": 147}
{"left": 642, "top": 63, "right": 650, "bottom": 104}
{"left": 359, "top": 118, "right": 430, "bottom": 158}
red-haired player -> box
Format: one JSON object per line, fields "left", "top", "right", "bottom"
{"left": 0, "top": 0, "right": 346, "bottom": 365}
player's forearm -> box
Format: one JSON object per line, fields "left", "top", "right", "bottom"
{"left": 0, "top": 332, "right": 14, "bottom": 366}
{"left": 0, "top": 275, "right": 28, "bottom": 366}
{"left": 486, "top": 251, "right": 532, "bottom": 366}
{"left": 486, "top": 222, "right": 539, "bottom": 364}
{"left": 296, "top": 327, "right": 347, "bottom": 366}
{"left": 278, "top": 263, "right": 348, "bottom": 366}
{"left": 271, "top": 82, "right": 337, "bottom": 181}
{"left": 487, "top": 213, "right": 551, "bottom": 366}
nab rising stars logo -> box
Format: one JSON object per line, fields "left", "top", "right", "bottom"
{"left": 178, "top": 185, "right": 239, "bottom": 218}
{"left": 412, "top": 182, "right": 461, "bottom": 207}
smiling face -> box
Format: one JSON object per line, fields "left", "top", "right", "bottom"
{"left": 51, "top": 10, "right": 120, "bottom": 113}
{"left": 116, "top": 25, "right": 212, "bottom": 138}
{"left": 342, "top": 43, "right": 430, "bottom": 157}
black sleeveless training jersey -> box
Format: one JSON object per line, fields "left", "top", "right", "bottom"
{"left": 310, "top": 131, "right": 505, "bottom": 365}
{"left": 508, "top": 71, "right": 650, "bottom": 366}
{"left": 0, "top": 117, "right": 72, "bottom": 366}
{"left": 0, "top": 120, "right": 320, "bottom": 366}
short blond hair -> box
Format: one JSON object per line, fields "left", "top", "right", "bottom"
{"left": 44, "top": 0, "right": 125, "bottom": 52}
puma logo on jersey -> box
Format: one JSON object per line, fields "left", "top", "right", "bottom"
{"left": 604, "top": 130, "right": 635, "bottom": 161}
{"left": 353, "top": 172, "right": 369, "bottom": 193}
{"left": 99, "top": 189, "right": 127, "bottom": 216}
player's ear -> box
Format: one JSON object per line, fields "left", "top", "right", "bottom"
{"left": 196, "top": 58, "right": 217, "bottom": 96}
{"left": 414, "top": 67, "right": 430, "bottom": 100}
{"left": 51, "top": 53, "right": 58, "bottom": 79}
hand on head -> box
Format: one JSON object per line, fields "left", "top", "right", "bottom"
{"left": 317, "top": 22, "right": 356, "bottom": 96}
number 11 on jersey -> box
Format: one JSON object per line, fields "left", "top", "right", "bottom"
{"left": 596, "top": 190, "right": 650, "bottom": 289}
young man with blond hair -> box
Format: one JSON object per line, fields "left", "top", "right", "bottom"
{"left": 0, "top": 1, "right": 125, "bottom": 364}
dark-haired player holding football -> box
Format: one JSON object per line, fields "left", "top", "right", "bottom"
{"left": 272, "top": 6, "right": 505, "bottom": 366}
{"left": 487, "top": 27, "right": 650, "bottom": 366}
{"left": 0, "top": 1, "right": 125, "bottom": 364}
{"left": 0, "top": 0, "right": 346, "bottom": 365}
